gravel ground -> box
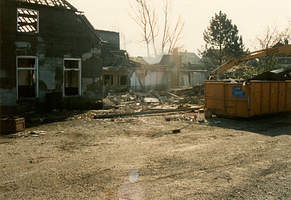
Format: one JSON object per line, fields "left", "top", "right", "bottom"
{"left": 1, "top": 110, "right": 291, "bottom": 199}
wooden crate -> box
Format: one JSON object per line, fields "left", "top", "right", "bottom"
{"left": 0, "top": 117, "right": 25, "bottom": 134}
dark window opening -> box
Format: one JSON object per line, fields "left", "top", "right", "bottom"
{"left": 64, "top": 60, "right": 80, "bottom": 96}
{"left": 18, "top": 58, "right": 36, "bottom": 98}
{"left": 65, "top": 60, "right": 79, "bottom": 69}
{"left": 119, "top": 75, "right": 128, "bottom": 85}
{"left": 103, "top": 75, "right": 113, "bottom": 85}
{"left": 17, "top": 8, "right": 39, "bottom": 33}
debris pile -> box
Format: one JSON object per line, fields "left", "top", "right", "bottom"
{"left": 16, "top": 85, "right": 205, "bottom": 122}
{"left": 165, "top": 114, "right": 196, "bottom": 122}
{"left": 103, "top": 85, "right": 204, "bottom": 114}
{"left": 29, "top": 131, "right": 46, "bottom": 137}
{"left": 252, "top": 68, "right": 291, "bottom": 81}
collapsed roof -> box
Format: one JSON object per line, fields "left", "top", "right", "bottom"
{"left": 16, "top": 0, "right": 77, "bottom": 11}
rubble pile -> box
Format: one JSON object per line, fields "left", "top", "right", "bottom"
{"left": 165, "top": 114, "right": 197, "bottom": 122}
{"left": 103, "top": 85, "right": 204, "bottom": 113}
{"left": 52, "top": 85, "right": 205, "bottom": 121}
{"left": 251, "top": 68, "right": 291, "bottom": 81}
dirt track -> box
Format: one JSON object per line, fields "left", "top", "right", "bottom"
{"left": 1, "top": 110, "right": 291, "bottom": 199}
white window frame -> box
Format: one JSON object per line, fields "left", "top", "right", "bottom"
{"left": 103, "top": 74, "right": 113, "bottom": 86}
{"left": 16, "top": 56, "right": 39, "bottom": 99}
{"left": 17, "top": 8, "right": 39, "bottom": 33}
{"left": 63, "top": 58, "right": 82, "bottom": 97}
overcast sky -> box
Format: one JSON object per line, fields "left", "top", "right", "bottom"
{"left": 68, "top": 0, "right": 291, "bottom": 57}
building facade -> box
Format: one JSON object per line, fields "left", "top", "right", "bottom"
{"left": 0, "top": 0, "right": 103, "bottom": 114}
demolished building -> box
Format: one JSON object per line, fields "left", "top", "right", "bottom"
{"left": 97, "top": 29, "right": 139, "bottom": 94}
{"left": 130, "top": 50, "right": 208, "bottom": 91}
{"left": 96, "top": 30, "right": 207, "bottom": 94}
{"left": 0, "top": 0, "right": 104, "bottom": 114}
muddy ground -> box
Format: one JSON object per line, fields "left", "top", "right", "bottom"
{"left": 1, "top": 109, "right": 291, "bottom": 199}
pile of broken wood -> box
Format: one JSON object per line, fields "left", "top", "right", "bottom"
{"left": 97, "top": 85, "right": 204, "bottom": 119}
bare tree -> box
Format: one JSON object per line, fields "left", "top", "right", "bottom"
{"left": 161, "top": 0, "right": 171, "bottom": 54}
{"left": 162, "top": 0, "right": 185, "bottom": 54}
{"left": 129, "top": 0, "right": 185, "bottom": 57}
{"left": 252, "top": 25, "right": 290, "bottom": 50}
{"left": 251, "top": 25, "right": 291, "bottom": 73}
{"left": 144, "top": 1, "right": 158, "bottom": 57}
{"left": 129, "top": 0, "right": 150, "bottom": 57}
{"left": 166, "top": 15, "right": 185, "bottom": 54}
{"left": 129, "top": 0, "right": 158, "bottom": 58}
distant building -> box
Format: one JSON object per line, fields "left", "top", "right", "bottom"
{"left": 179, "top": 51, "right": 202, "bottom": 65}
{"left": 130, "top": 51, "right": 207, "bottom": 91}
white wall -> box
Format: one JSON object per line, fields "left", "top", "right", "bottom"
{"left": 190, "top": 72, "right": 206, "bottom": 85}
{"left": 131, "top": 71, "right": 168, "bottom": 91}
{"left": 131, "top": 70, "right": 206, "bottom": 91}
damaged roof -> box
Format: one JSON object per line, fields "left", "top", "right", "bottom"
{"left": 16, "top": 0, "right": 77, "bottom": 11}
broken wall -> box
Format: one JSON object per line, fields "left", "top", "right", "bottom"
{"left": 131, "top": 69, "right": 169, "bottom": 91}
{"left": 0, "top": 0, "right": 103, "bottom": 114}
{"left": 178, "top": 71, "right": 207, "bottom": 87}
{"left": 102, "top": 69, "right": 132, "bottom": 95}
{"left": 190, "top": 72, "right": 207, "bottom": 85}
{"left": 130, "top": 68, "right": 207, "bottom": 91}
